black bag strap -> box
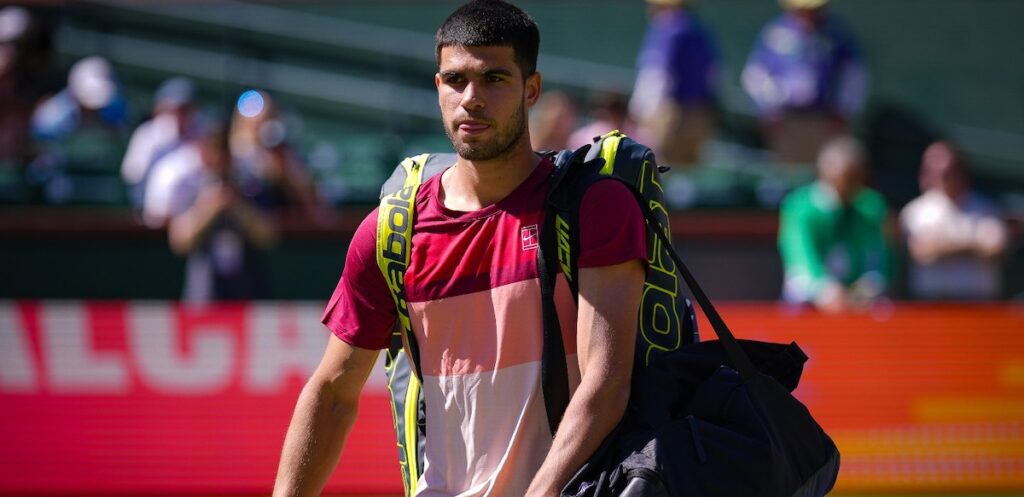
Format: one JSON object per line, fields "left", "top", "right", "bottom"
{"left": 535, "top": 146, "right": 594, "bottom": 436}
{"left": 538, "top": 209, "right": 570, "bottom": 436}
{"left": 614, "top": 176, "right": 759, "bottom": 379}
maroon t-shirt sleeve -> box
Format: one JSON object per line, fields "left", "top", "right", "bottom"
{"left": 577, "top": 180, "right": 648, "bottom": 268}
{"left": 321, "top": 208, "right": 397, "bottom": 350}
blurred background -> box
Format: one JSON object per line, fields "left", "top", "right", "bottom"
{"left": 1, "top": 1, "right": 1022, "bottom": 496}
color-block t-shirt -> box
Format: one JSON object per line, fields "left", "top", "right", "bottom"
{"left": 322, "top": 158, "right": 646, "bottom": 497}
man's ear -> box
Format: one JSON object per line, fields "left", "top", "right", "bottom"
{"left": 525, "top": 72, "right": 542, "bottom": 107}
{"left": 435, "top": 72, "right": 442, "bottom": 91}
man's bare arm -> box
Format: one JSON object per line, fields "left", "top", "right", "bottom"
{"left": 525, "top": 259, "right": 645, "bottom": 497}
{"left": 273, "top": 334, "right": 379, "bottom": 497}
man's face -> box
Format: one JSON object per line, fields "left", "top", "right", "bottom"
{"left": 921, "top": 143, "right": 968, "bottom": 199}
{"left": 823, "top": 159, "right": 864, "bottom": 205}
{"left": 435, "top": 44, "right": 540, "bottom": 161}
{"left": 791, "top": 7, "right": 825, "bottom": 26}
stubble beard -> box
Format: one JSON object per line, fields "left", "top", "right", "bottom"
{"left": 445, "top": 100, "right": 527, "bottom": 162}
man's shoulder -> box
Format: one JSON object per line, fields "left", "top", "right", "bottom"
{"left": 781, "top": 183, "right": 818, "bottom": 210}
{"left": 127, "top": 117, "right": 158, "bottom": 141}
{"left": 900, "top": 190, "right": 938, "bottom": 218}
{"left": 339, "top": 207, "right": 386, "bottom": 279}
{"left": 354, "top": 206, "right": 382, "bottom": 241}
{"left": 574, "top": 178, "right": 640, "bottom": 220}
{"left": 151, "top": 142, "right": 201, "bottom": 178}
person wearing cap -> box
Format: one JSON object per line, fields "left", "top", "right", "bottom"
{"left": 31, "top": 56, "right": 130, "bottom": 140}
{"left": 742, "top": 0, "right": 868, "bottom": 164}
{"left": 630, "top": 0, "right": 717, "bottom": 167}
{"left": 900, "top": 141, "right": 1009, "bottom": 300}
{"left": 121, "top": 77, "right": 198, "bottom": 207}
{"left": 28, "top": 56, "right": 131, "bottom": 203}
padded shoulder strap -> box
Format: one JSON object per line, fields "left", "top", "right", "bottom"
{"left": 380, "top": 153, "right": 431, "bottom": 497}
{"left": 583, "top": 129, "right": 625, "bottom": 176}
{"left": 380, "top": 155, "right": 428, "bottom": 497}
{"left": 377, "top": 154, "right": 431, "bottom": 379}
{"left": 380, "top": 153, "right": 455, "bottom": 197}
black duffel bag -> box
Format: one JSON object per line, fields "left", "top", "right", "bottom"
{"left": 544, "top": 193, "right": 841, "bottom": 497}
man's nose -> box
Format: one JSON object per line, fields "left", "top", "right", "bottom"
{"left": 461, "top": 82, "right": 485, "bottom": 110}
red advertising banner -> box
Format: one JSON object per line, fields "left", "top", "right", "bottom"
{"left": 0, "top": 301, "right": 398, "bottom": 496}
{"left": 1, "top": 301, "right": 1022, "bottom": 495}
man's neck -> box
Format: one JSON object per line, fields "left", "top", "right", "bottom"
{"left": 441, "top": 142, "right": 540, "bottom": 212}
{"left": 935, "top": 186, "right": 969, "bottom": 206}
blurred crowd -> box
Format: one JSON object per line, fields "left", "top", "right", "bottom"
{"left": 1, "top": 6, "right": 330, "bottom": 301}
{"left": 531, "top": 0, "right": 866, "bottom": 167}
{"left": 777, "top": 136, "right": 1009, "bottom": 312}
{"left": 0, "top": 2, "right": 1018, "bottom": 303}
{"left": 529, "top": 0, "right": 1016, "bottom": 307}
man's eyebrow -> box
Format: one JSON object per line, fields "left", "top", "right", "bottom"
{"left": 482, "top": 68, "right": 514, "bottom": 77}
{"left": 439, "top": 67, "right": 514, "bottom": 78}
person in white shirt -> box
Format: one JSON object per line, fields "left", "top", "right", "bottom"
{"left": 900, "top": 141, "right": 1009, "bottom": 299}
{"left": 121, "top": 77, "right": 197, "bottom": 206}
{"left": 143, "top": 122, "right": 276, "bottom": 301}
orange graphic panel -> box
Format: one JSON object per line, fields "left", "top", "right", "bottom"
{"left": 699, "top": 304, "right": 1024, "bottom": 493}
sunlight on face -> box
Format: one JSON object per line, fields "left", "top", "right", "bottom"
{"left": 435, "top": 45, "right": 538, "bottom": 161}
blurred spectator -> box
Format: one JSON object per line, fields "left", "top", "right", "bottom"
{"left": 778, "top": 136, "right": 890, "bottom": 313}
{"left": 121, "top": 77, "right": 198, "bottom": 207}
{"left": 32, "top": 56, "right": 129, "bottom": 139}
{"left": 569, "top": 90, "right": 642, "bottom": 149}
{"left": 29, "top": 56, "right": 130, "bottom": 204}
{"left": 900, "top": 141, "right": 1009, "bottom": 300}
{"left": 742, "top": 0, "right": 868, "bottom": 164}
{"left": 145, "top": 122, "right": 276, "bottom": 302}
{"left": 529, "top": 90, "right": 577, "bottom": 151}
{"left": 229, "top": 89, "right": 322, "bottom": 218}
{"left": 630, "top": 0, "right": 717, "bottom": 167}
{"left": 0, "top": 6, "right": 51, "bottom": 171}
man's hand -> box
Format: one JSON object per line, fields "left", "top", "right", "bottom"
{"left": 168, "top": 184, "right": 238, "bottom": 255}
{"left": 813, "top": 280, "right": 848, "bottom": 314}
{"left": 195, "top": 183, "right": 235, "bottom": 215}
{"left": 524, "top": 258, "right": 645, "bottom": 497}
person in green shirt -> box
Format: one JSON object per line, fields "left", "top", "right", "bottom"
{"left": 778, "top": 136, "right": 890, "bottom": 313}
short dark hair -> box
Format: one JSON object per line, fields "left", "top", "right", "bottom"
{"left": 435, "top": 0, "right": 540, "bottom": 78}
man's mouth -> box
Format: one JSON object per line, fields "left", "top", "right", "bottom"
{"left": 457, "top": 120, "right": 491, "bottom": 135}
